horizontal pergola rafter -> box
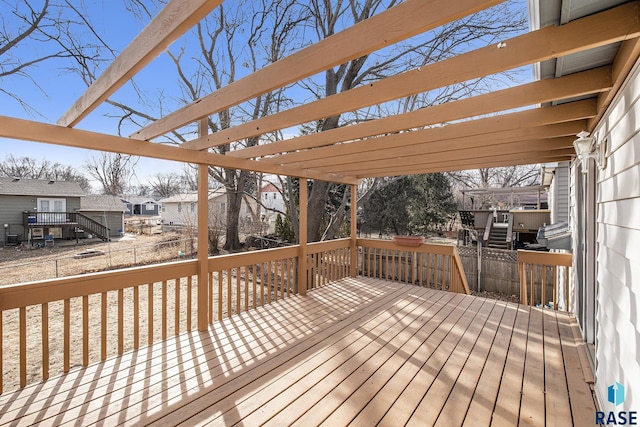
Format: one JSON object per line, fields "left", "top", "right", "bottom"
{"left": 272, "top": 108, "right": 588, "bottom": 167}
{"left": 313, "top": 137, "right": 575, "bottom": 174}
{"left": 356, "top": 151, "right": 575, "bottom": 178}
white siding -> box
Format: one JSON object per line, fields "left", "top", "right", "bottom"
{"left": 553, "top": 162, "right": 570, "bottom": 224}
{"left": 589, "top": 59, "right": 640, "bottom": 412}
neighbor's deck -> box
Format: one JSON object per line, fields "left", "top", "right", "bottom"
{"left": 0, "top": 277, "right": 596, "bottom": 426}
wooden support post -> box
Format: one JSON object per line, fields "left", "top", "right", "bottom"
{"left": 197, "top": 119, "right": 209, "bottom": 331}
{"left": 298, "top": 178, "right": 308, "bottom": 296}
{"left": 350, "top": 184, "right": 358, "bottom": 277}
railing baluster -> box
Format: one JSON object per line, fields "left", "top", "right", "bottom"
{"left": 133, "top": 286, "right": 139, "bottom": 349}
{"left": 42, "top": 303, "right": 48, "bottom": 381}
{"left": 252, "top": 266, "right": 258, "bottom": 309}
{"left": 19, "top": 307, "right": 26, "bottom": 387}
{"left": 209, "top": 272, "right": 214, "bottom": 324}
{"left": 228, "top": 269, "right": 233, "bottom": 316}
{"left": 244, "top": 266, "right": 250, "bottom": 311}
{"left": 147, "top": 284, "right": 153, "bottom": 346}
{"left": 102, "top": 292, "right": 108, "bottom": 359}
{"left": 530, "top": 264, "right": 535, "bottom": 307}
{"left": 63, "top": 299, "right": 70, "bottom": 372}
{"left": 553, "top": 266, "right": 558, "bottom": 310}
{"left": 118, "top": 288, "right": 124, "bottom": 354}
{"left": 187, "top": 276, "right": 192, "bottom": 331}
{"left": 83, "top": 295, "right": 89, "bottom": 366}
{"left": 541, "top": 265, "right": 547, "bottom": 309}
{"left": 236, "top": 268, "right": 242, "bottom": 313}
{"left": 218, "top": 271, "right": 223, "bottom": 321}
{"left": 162, "top": 280, "right": 167, "bottom": 340}
{"left": 175, "top": 278, "right": 180, "bottom": 336}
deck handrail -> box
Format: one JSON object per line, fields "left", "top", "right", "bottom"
{"left": 357, "top": 238, "right": 470, "bottom": 294}
{"left": 517, "top": 249, "right": 572, "bottom": 310}
{"left": 0, "top": 244, "right": 323, "bottom": 394}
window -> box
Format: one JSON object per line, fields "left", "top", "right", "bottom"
{"left": 190, "top": 203, "right": 195, "bottom": 213}
{"left": 178, "top": 203, "right": 182, "bottom": 213}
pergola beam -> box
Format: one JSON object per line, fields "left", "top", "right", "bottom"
{"left": 316, "top": 137, "right": 574, "bottom": 174}
{"left": 0, "top": 116, "right": 358, "bottom": 185}
{"left": 187, "top": 2, "right": 638, "bottom": 151}
{"left": 356, "top": 151, "right": 575, "bottom": 178}
{"left": 130, "top": 0, "right": 505, "bottom": 141}
{"left": 231, "top": 67, "right": 606, "bottom": 160}
{"left": 58, "top": 0, "right": 224, "bottom": 128}
{"left": 274, "top": 113, "right": 586, "bottom": 167}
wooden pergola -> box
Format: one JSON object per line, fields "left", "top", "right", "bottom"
{"left": 1, "top": 1, "right": 633, "bottom": 422}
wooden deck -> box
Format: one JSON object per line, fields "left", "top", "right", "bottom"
{"left": 0, "top": 277, "right": 597, "bottom": 426}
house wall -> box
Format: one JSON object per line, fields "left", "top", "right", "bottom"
{"left": 0, "top": 195, "right": 81, "bottom": 241}
{"left": 585, "top": 59, "right": 640, "bottom": 412}
{"left": 550, "top": 162, "right": 570, "bottom": 224}
{"left": 161, "top": 197, "right": 255, "bottom": 228}
{"left": 81, "top": 211, "right": 124, "bottom": 237}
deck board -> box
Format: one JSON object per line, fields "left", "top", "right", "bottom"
{"left": 0, "top": 277, "right": 597, "bottom": 427}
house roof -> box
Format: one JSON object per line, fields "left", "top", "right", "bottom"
{"left": 261, "top": 183, "right": 280, "bottom": 193}
{"left": 0, "top": 178, "right": 85, "bottom": 197}
{"left": 0, "top": 1, "right": 638, "bottom": 181}
{"left": 159, "top": 189, "right": 225, "bottom": 204}
{"left": 121, "top": 197, "right": 160, "bottom": 205}
{"left": 79, "top": 195, "right": 128, "bottom": 212}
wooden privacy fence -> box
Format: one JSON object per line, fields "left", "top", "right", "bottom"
{"left": 357, "top": 238, "right": 470, "bottom": 294}
{"left": 518, "top": 250, "right": 572, "bottom": 310}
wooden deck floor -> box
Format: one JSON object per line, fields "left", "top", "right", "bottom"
{"left": 0, "top": 277, "right": 597, "bottom": 426}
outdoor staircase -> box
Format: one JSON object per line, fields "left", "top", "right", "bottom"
{"left": 75, "top": 212, "right": 111, "bottom": 241}
{"left": 487, "top": 223, "right": 510, "bottom": 249}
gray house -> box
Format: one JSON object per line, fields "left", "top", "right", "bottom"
{"left": 0, "top": 177, "right": 84, "bottom": 243}
{"left": 0, "top": 178, "right": 113, "bottom": 243}
{"left": 79, "top": 195, "right": 127, "bottom": 238}
{"left": 121, "top": 197, "right": 161, "bottom": 216}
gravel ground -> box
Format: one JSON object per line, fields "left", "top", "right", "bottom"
{"left": 471, "top": 290, "right": 520, "bottom": 303}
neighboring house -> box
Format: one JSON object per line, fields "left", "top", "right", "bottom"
{"left": 121, "top": 197, "right": 161, "bottom": 216}
{"left": 0, "top": 177, "right": 84, "bottom": 243}
{"left": 260, "top": 183, "right": 285, "bottom": 215}
{"left": 79, "top": 195, "right": 127, "bottom": 238}
{"left": 541, "top": 162, "right": 570, "bottom": 224}
{"left": 159, "top": 189, "right": 255, "bottom": 227}
{"left": 260, "top": 183, "right": 285, "bottom": 233}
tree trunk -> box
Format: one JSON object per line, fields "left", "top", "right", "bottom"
{"left": 307, "top": 180, "right": 331, "bottom": 242}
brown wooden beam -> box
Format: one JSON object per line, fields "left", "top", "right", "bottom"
{"left": 130, "top": 0, "right": 506, "bottom": 141}
{"left": 350, "top": 185, "right": 358, "bottom": 278}
{"left": 276, "top": 120, "right": 584, "bottom": 168}
{"left": 298, "top": 178, "right": 308, "bottom": 296}
{"left": 190, "top": 0, "right": 639, "bottom": 151}
{"left": 231, "top": 67, "right": 605, "bottom": 160}
{"left": 58, "top": 0, "right": 224, "bottom": 127}
{"left": 0, "top": 116, "right": 358, "bottom": 185}
{"left": 317, "top": 137, "right": 574, "bottom": 174}
{"left": 356, "top": 151, "right": 575, "bottom": 178}
{"left": 197, "top": 117, "right": 209, "bottom": 331}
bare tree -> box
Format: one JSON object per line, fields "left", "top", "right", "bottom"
{"left": 103, "top": 0, "right": 303, "bottom": 250}
{"left": 0, "top": 0, "right": 103, "bottom": 114}
{"left": 148, "top": 172, "right": 182, "bottom": 198}
{"left": 85, "top": 152, "right": 137, "bottom": 196}
{"left": 284, "top": 0, "right": 527, "bottom": 242}
{"left": 0, "top": 154, "right": 91, "bottom": 190}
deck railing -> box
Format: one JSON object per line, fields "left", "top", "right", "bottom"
{"left": 357, "top": 238, "right": 470, "bottom": 294}
{"left": 306, "top": 238, "right": 352, "bottom": 291}
{"left": 0, "top": 237, "right": 471, "bottom": 393}
{"left": 518, "top": 250, "right": 572, "bottom": 310}
{"left": 208, "top": 245, "right": 299, "bottom": 322}
{"left": 0, "top": 260, "right": 198, "bottom": 393}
